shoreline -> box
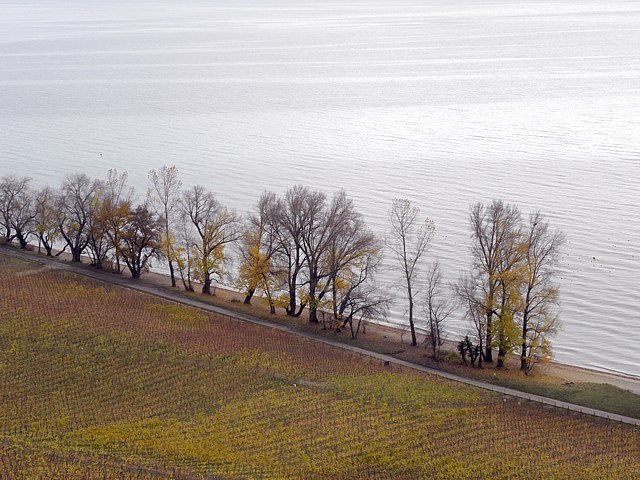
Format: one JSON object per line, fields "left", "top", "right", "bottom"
{"left": 3, "top": 242, "right": 640, "bottom": 396}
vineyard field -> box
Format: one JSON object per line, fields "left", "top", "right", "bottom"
{"left": 0, "top": 257, "right": 639, "bottom": 479}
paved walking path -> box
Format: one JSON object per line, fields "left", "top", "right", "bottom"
{"left": 2, "top": 246, "right": 639, "bottom": 427}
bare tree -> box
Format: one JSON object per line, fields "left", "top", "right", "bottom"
{"left": 181, "top": 185, "right": 241, "bottom": 294}
{"left": 469, "top": 200, "right": 521, "bottom": 363}
{"left": 87, "top": 181, "right": 111, "bottom": 269}
{"left": 334, "top": 243, "right": 388, "bottom": 339}
{"left": 296, "top": 189, "right": 374, "bottom": 325}
{"left": 326, "top": 195, "right": 380, "bottom": 322}
{"left": 388, "top": 198, "right": 435, "bottom": 346}
{"left": 519, "top": 211, "right": 565, "bottom": 372}
{"left": 8, "top": 183, "right": 36, "bottom": 249}
{"left": 0, "top": 175, "right": 32, "bottom": 244}
{"left": 297, "top": 187, "right": 331, "bottom": 323}
{"left": 424, "top": 261, "right": 455, "bottom": 359}
{"left": 174, "top": 214, "right": 199, "bottom": 292}
{"left": 274, "top": 185, "right": 310, "bottom": 317}
{"left": 56, "top": 173, "right": 101, "bottom": 262}
{"left": 148, "top": 165, "right": 182, "bottom": 287}
{"left": 455, "top": 273, "right": 485, "bottom": 368}
{"left": 34, "top": 187, "right": 59, "bottom": 256}
{"left": 119, "top": 204, "right": 163, "bottom": 279}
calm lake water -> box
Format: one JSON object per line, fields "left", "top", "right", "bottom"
{"left": 1, "top": 0, "right": 639, "bottom": 376}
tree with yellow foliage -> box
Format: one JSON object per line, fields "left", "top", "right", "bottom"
{"left": 519, "top": 211, "right": 565, "bottom": 372}
{"left": 180, "top": 185, "right": 241, "bottom": 295}
{"left": 461, "top": 201, "right": 564, "bottom": 371}
{"left": 494, "top": 220, "right": 526, "bottom": 368}
{"left": 237, "top": 192, "right": 282, "bottom": 309}
{"left": 468, "top": 200, "right": 521, "bottom": 363}
{"left": 88, "top": 169, "right": 134, "bottom": 270}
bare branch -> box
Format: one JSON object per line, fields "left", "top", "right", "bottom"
{"left": 388, "top": 198, "right": 435, "bottom": 346}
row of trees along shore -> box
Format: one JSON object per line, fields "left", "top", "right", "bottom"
{"left": 0, "top": 168, "right": 565, "bottom": 372}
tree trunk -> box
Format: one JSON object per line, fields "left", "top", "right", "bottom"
{"left": 44, "top": 241, "right": 52, "bottom": 256}
{"left": 497, "top": 332, "right": 506, "bottom": 368}
{"left": 269, "top": 304, "right": 276, "bottom": 314}
{"left": 405, "top": 272, "right": 417, "bottom": 346}
{"left": 332, "top": 279, "right": 338, "bottom": 320}
{"left": 202, "top": 270, "right": 212, "bottom": 294}
{"left": 286, "top": 282, "right": 297, "bottom": 316}
{"left": 286, "top": 298, "right": 295, "bottom": 316}
{"left": 484, "top": 312, "right": 493, "bottom": 362}
{"left": 71, "top": 248, "right": 82, "bottom": 262}
{"left": 308, "top": 278, "right": 318, "bottom": 323}
{"left": 244, "top": 289, "right": 255, "bottom": 305}
{"left": 520, "top": 314, "right": 529, "bottom": 371}
{"left": 429, "top": 311, "right": 437, "bottom": 358}
{"left": 355, "top": 317, "right": 363, "bottom": 339}
{"left": 168, "top": 259, "right": 177, "bottom": 287}
{"left": 408, "top": 299, "right": 417, "bottom": 346}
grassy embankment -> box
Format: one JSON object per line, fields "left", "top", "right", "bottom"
{"left": 0, "top": 254, "right": 639, "bottom": 479}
